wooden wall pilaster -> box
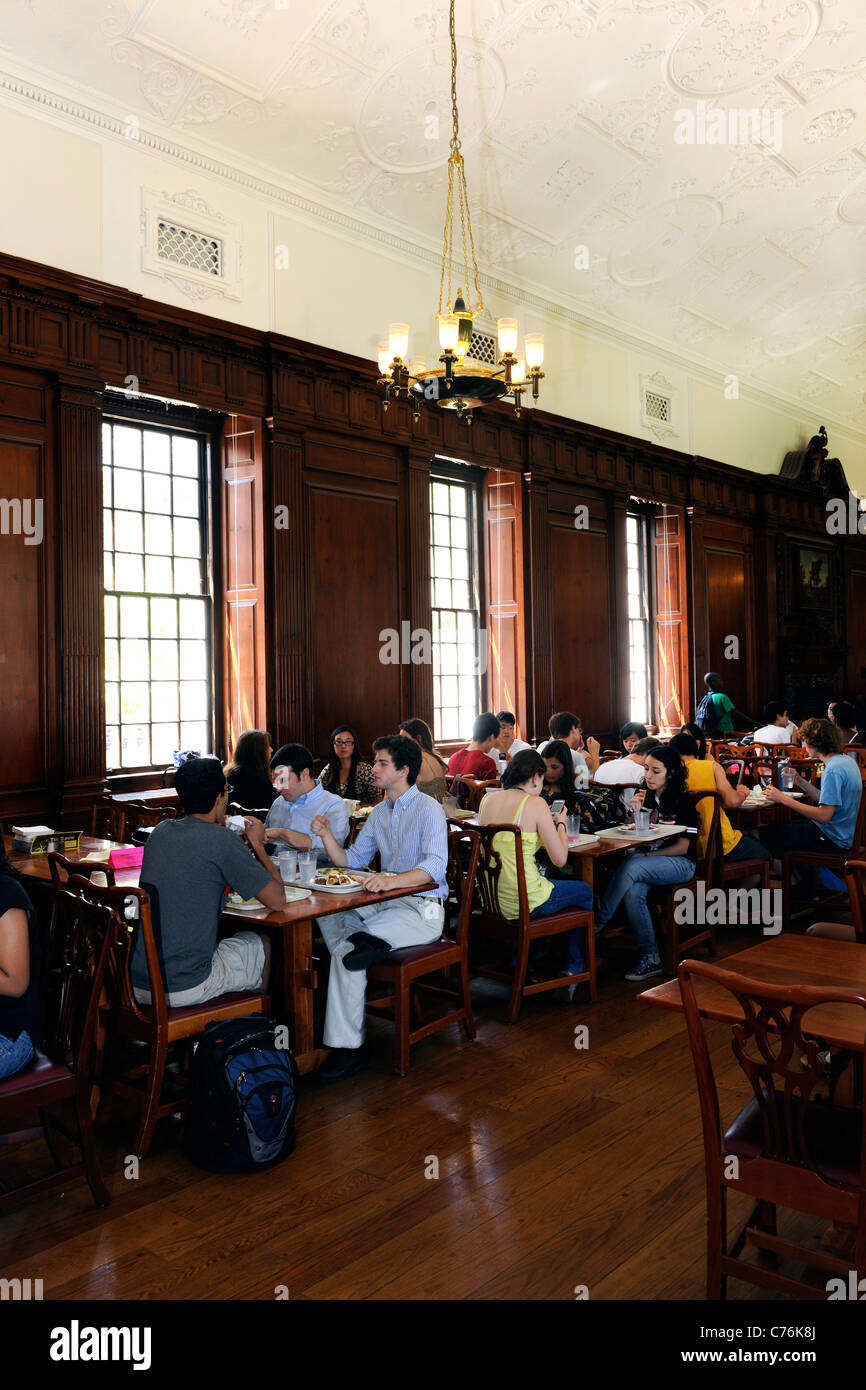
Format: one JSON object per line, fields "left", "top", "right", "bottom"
{"left": 406, "top": 449, "right": 434, "bottom": 725}
{"left": 267, "top": 422, "right": 310, "bottom": 750}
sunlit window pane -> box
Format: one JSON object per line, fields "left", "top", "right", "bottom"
{"left": 430, "top": 476, "right": 482, "bottom": 744}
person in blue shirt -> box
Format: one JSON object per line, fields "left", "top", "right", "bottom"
{"left": 264, "top": 743, "right": 349, "bottom": 862}
{"left": 311, "top": 734, "right": 448, "bottom": 1083}
{"left": 761, "top": 717, "right": 863, "bottom": 874}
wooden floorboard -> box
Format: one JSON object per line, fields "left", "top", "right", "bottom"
{"left": 0, "top": 927, "right": 845, "bottom": 1300}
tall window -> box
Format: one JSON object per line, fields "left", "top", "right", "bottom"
{"left": 626, "top": 512, "right": 652, "bottom": 724}
{"left": 430, "top": 475, "right": 483, "bottom": 743}
{"left": 103, "top": 419, "right": 213, "bottom": 771}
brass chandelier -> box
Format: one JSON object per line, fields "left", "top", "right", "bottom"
{"left": 376, "top": 0, "right": 546, "bottom": 423}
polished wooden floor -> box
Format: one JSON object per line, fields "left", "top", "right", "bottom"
{"left": 0, "top": 926, "right": 837, "bottom": 1300}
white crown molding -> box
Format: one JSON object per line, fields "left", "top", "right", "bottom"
{"left": 0, "top": 60, "right": 864, "bottom": 447}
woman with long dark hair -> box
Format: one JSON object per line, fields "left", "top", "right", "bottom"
{"left": 0, "top": 826, "right": 40, "bottom": 1079}
{"left": 320, "top": 725, "right": 378, "bottom": 804}
{"left": 399, "top": 719, "right": 448, "bottom": 803}
{"left": 680, "top": 722, "right": 711, "bottom": 761}
{"left": 224, "top": 729, "right": 277, "bottom": 810}
{"left": 594, "top": 745, "right": 699, "bottom": 983}
{"left": 540, "top": 739, "right": 577, "bottom": 815}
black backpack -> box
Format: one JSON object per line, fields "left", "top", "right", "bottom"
{"left": 181, "top": 1015, "right": 298, "bottom": 1173}
{"left": 695, "top": 692, "right": 721, "bottom": 732}
{"left": 575, "top": 785, "right": 629, "bottom": 831}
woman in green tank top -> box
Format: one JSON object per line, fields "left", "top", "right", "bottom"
{"left": 478, "top": 749, "right": 593, "bottom": 977}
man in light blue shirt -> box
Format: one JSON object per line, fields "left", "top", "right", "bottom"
{"left": 310, "top": 734, "right": 448, "bottom": 1083}
{"left": 264, "top": 743, "right": 348, "bottom": 862}
{"left": 762, "top": 718, "right": 863, "bottom": 872}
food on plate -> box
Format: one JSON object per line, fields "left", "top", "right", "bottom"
{"left": 314, "top": 869, "right": 355, "bottom": 886}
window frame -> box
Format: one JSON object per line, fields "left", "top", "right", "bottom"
{"left": 429, "top": 462, "right": 487, "bottom": 745}
{"left": 101, "top": 394, "right": 223, "bottom": 776}
{"left": 625, "top": 503, "right": 655, "bottom": 727}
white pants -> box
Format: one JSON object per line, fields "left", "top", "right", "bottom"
{"left": 319, "top": 896, "right": 444, "bottom": 1049}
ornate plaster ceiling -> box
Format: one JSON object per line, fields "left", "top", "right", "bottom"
{"left": 1, "top": 0, "right": 865, "bottom": 427}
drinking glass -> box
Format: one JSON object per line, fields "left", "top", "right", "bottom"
{"left": 278, "top": 849, "right": 298, "bottom": 884}
{"left": 635, "top": 807, "right": 652, "bottom": 833}
{"left": 781, "top": 766, "right": 795, "bottom": 791}
{"left": 566, "top": 812, "right": 581, "bottom": 838}
{"left": 298, "top": 851, "right": 317, "bottom": 886}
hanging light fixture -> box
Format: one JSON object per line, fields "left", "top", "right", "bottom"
{"left": 376, "top": 0, "right": 546, "bottom": 423}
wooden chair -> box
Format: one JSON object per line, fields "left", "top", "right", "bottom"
{"left": 679, "top": 958, "right": 866, "bottom": 1299}
{"left": 66, "top": 876, "right": 270, "bottom": 1158}
{"left": 782, "top": 785, "right": 866, "bottom": 925}
{"left": 227, "top": 802, "right": 271, "bottom": 824}
{"left": 47, "top": 852, "right": 116, "bottom": 889}
{"left": 470, "top": 823, "right": 595, "bottom": 1023}
{"left": 845, "top": 747, "right": 866, "bottom": 777}
{"left": 449, "top": 775, "right": 499, "bottom": 812}
{"left": 648, "top": 790, "right": 717, "bottom": 973}
{"left": 121, "top": 800, "right": 179, "bottom": 843}
{"left": 808, "top": 860, "right": 866, "bottom": 944}
{"left": 714, "top": 796, "right": 772, "bottom": 899}
{"left": 0, "top": 883, "right": 113, "bottom": 1211}
{"left": 364, "top": 826, "right": 480, "bottom": 1075}
{"left": 90, "top": 795, "right": 126, "bottom": 843}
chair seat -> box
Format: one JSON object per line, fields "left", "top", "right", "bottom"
{"left": 368, "top": 938, "right": 461, "bottom": 973}
{"left": 725, "top": 1092, "right": 861, "bottom": 1187}
{"left": 0, "top": 1048, "right": 72, "bottom": 1097}
{"left": 161, "top": 989, "right": 269, "bottom": 1024}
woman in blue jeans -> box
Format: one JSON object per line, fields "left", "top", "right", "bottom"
{"left": 0, "top": 833, "right": 39, "bottom": 1080}
{"left": 479, "top": 750, "right": 593, "bottom": 994}
{"left": 595, "top": 744, "right": 698, "bottom": 982}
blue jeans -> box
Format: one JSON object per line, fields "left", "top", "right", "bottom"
{"left": 530, "top": 878, "right": 594, "bottom": 972}
{"left": 596, "top": 854, "right": 694, "bottom": 958}
{"left": 0, "top": 1030, "right": 34, "bottom": 1080}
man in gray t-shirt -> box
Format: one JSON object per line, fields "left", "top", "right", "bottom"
{"left": 131, "top": 758, "right": 284, "bottom": 1005}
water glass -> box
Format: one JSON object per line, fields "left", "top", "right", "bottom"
{"left": 635, "top": 807, "right": 652, "bottom": 834}
{"left": 278, "top": 849, "right": 298, "bottom": 884}
{"left": 298, "top": 851, "right": 317, "bottom": 886}
{"left": 780, "top": 766, "right": 795, "bottom": 791}
{"left": 566, "top": 812, "right": 581, "bottom": 838}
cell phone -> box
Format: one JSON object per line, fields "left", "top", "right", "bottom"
{"left": 551, "top": 799, "right": 565, "bottom": 814}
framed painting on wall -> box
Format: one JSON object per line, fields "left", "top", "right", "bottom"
{"left": 795, "top": 545, "right": 833, "bottom": 611}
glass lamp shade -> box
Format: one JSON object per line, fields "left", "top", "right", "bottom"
{"left": 524, "top": 332, "right": 545, "bottom": 368}
{"left": 456, "top": 313, "right": 473, "bottom": 358}
{"left": 377, "top": 341, "right": 392, "bottom": 374}
{"left": 511, "top": 355, "right": 526, "bottom": 385}
{"left": 408, "top": 358, "right": 427, "bottom": 377}
{"left": 439, "top": 314, "right": 459, "bottom": 351}
{"left": 388, "top": 322, "right": 410, "bottom": 359}
{"left": 497, "top": 317, "right": 518, "bottom": 354}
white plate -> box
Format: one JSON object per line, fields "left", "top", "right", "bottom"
{"left": 312, "top": 878, "right": 360, "bottom": 894}
{"left": 597, "top": 823, "right": 688, "bottom": 840}
{"left": 284, "top": 885, "right": 312, "bottom": 902}
{"left": 567, "top": 833, "right": 599, "bottom": 847}
{"left": 226, "top": 897, "right": 268, "bottom": 911}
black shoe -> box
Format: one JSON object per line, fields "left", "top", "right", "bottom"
{"left": 343, "top": 934, "right": 394, "bottom": 971}
{"left": 315, "top": 1045, "right": 369, "bottom": 1083}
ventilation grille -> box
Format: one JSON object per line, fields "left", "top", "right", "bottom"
{"left": 467, "top": 329, "right": 497, "bottom": 366}
{"left": 644, "top": 389, "right": 671, "bottom": 423}
{"left": 157, "top": 221, "right": 222, "bottom": 277}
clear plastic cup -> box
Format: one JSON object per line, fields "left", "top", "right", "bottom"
{"left": 298, "top": 851, "right": 317, "bottom": 886}
{"left": 635, "top": 808, "right": 652, "bottom": 833}
{"left": 278, "top": 849, "right": 298, "bottom": 883}
{"left": 566, "top": 812, "right": 581, "bottom": 837}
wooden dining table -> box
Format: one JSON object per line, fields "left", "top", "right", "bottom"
{"left": 6, "top": 835, "right": 420, "bottom": 1074}
{"left": 638, "top": 935, "right": 866, "bottom": 1052}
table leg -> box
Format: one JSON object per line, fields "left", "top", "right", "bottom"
{"left": 282, "top": 920, "right": 327, "bottom": 1074}
{"left": 573, "top": 858, "right": 594, "bottom": 891}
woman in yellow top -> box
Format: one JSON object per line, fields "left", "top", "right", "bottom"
{"left": 668, "top": 732, "right": 772, "bottom": 868}
{"left": 478, "top": 748, "right": 592, "bottom": 982}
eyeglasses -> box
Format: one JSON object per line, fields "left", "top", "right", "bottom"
{"left": 334, "top": 738, "right": 355, "bottom": 747}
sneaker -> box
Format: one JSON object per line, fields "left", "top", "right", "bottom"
{"left": 553, "top": 967, "right": 584, "bottom": 1004}
{"left": 624, "top": 955, "right": 663, "bottom": 982}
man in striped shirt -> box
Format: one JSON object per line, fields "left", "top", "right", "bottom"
{"left": 311, "top": 734, "right": 448, "bottom": 1082}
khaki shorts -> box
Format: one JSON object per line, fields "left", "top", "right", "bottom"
{"left": 134, "top": 931, "right": 266, "bottom": 1007}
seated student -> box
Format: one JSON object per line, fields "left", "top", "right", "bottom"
{"left": 828, "top": 700, "right": 863, "bottom": 749}
{"left": 310, "top": 734, "right": 448, "bottom": 1082}
{"left": 399, "top": 719, "right": 449, "bottom": 803}
{"left": 319, "top": 725, "right": 378, "bottom": 804}
{"left": 132, "top": 758, "right": 282, "bottom": 1007}
{"left": 541, "top": 739, "right": 578, "bottom": 815}
{"left": 265, "top": 743, "right": 349, "bottom": 861}
{"left": 668, "top": 732, "right": 771, "bottom": 869}
{"left": 594, "top": 745, "right": 699, "bottom": 982}
{"left": 0, "top": 833, "right": 39, "bottom": 1080}
{"left": 752, "top": 700, "right": 797, "bottom": 746}
{"left": 447, "top": 713, "right": 501, "bottom": 780}
{"left": 680, "top": 722, "right": 714, "bottom": 760}
{"left": 620, "top": 722, "right": 648, "bottom": 754}
{"left": 594, "top": 735, "right": 662, "bottom": 813}
{"left": 697, "top": 672, "right": 755, "bottom": 736}
{"left": 495, "top": 711, "right": 531, "bottom": 761}
{"left": 760, "top": 717, "right": 863, "bottom": 873}
{"left": 478, "top": 749, "right": 593, "bottom": 996}
{"left": 224, "top": 729, "right": 279, "bottom": 811}
{"left": 538, "top": 712, "right": 599, "bottom": 788}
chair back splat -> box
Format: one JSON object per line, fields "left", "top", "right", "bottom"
{"left": 678, "top": 957, "right": 866, "bottom": 1299}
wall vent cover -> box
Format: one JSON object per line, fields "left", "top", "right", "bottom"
{"left": 643, "top": 389, "right": 671, "bottom": 423}
{"left": 157, "top": 221, "right": 222, "bottom": 278}
{"left": 467, "top": 329, "right": 497, "bottom": 366}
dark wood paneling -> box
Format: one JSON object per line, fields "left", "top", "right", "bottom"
{"left": 846, "top": 561, "right": 866, "bottom": 694}
{"left": 269, "top": 426, "right": 309, "bottom": 750}
{"left": 307, "top": 484, "right": 404, "bottom": 758}
{"left": 407, "top": 452, "right": 434, "bottom": 725}
{"left": 550, "top": 523, "right": 614, "bottom": 734}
